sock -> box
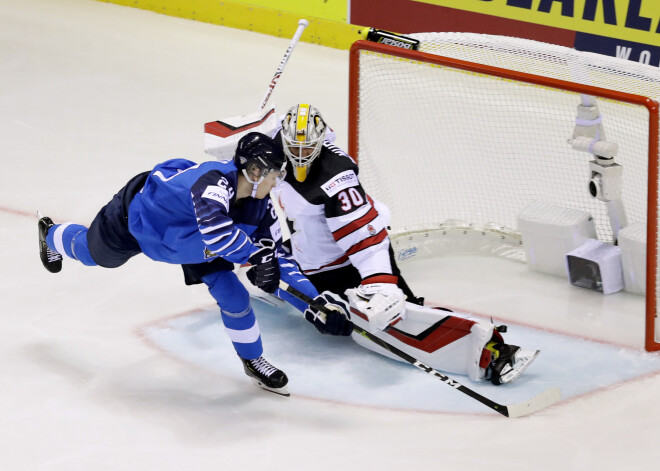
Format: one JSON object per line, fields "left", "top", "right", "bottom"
{"left": 47, "top": 223, "right": 98, "bottom": 266}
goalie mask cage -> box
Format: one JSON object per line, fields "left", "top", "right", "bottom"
{"left": 348, "top": 33, "right": 660, "bottom": 352}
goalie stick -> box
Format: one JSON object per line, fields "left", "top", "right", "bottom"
{"left": 258, "top": 18, "right": 309, "bottom": 110}
{"left": 204, "top": 19, "right": 309, "bottom": 159}
{"left": 279, "top": 280, "right": 561, "bottom": 418}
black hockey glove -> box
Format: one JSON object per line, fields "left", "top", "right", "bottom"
{"left": 246, "top": 242, "right": 280, "bottom": 294}
{"left": 304, "top": 291, "right": 354, "bottom": 336}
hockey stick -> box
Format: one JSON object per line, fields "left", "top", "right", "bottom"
{"left": 258, "top": 18, "right": 309, "bottom": 110}
{"left": 279, "top": 281, "right": 561, "bottom": 418}
{"left": 204, "top": 19, "right": 309, "bottom": 159}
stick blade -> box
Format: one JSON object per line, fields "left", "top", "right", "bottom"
{"left": 204, "top": 106, "right": 278, "bottom": 161}
{"left": 505, "top": 386, "right": 562, "bottom": 418}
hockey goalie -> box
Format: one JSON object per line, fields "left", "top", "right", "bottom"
{"left": 209, "top": 104, "right": 539, "bottom": 385}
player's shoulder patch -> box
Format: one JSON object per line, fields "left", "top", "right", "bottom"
{"left": 201, "top": 175, "right": 235, "bottom": 211}
{"left": 202, "top": 185, "right": 230, "bottom": 211}
{"left": 321, "top": 169, "right": 359, "bottom": 197}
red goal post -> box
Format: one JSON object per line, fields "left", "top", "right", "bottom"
{"left": 348, "top": 34, "right": 660, "bottom": 351}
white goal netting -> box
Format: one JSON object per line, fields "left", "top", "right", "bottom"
{"left": 350, "top": 32, "right": 660, "bottom": 350}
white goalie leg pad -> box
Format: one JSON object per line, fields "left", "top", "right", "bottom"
{"left": 347, "top": 289, "right": 496, "bottom": 379}
{"left": 235, "top": 264, "right": 286, "bottom": 308}
{"left": 350, "top": 330, "right": 403, "bottom": 362}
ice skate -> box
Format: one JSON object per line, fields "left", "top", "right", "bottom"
{"left": 241, "top": 356, "right": 290, "bottom": 397}
{"left": 486, "top": 343, "right": 539, "bottom": 385}
{"left": 37, "top": 212, "right": 62, "bottom": 273}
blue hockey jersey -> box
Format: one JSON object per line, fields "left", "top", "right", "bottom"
{"left": 128, "top": 158, "right": 280, "bottom": 265}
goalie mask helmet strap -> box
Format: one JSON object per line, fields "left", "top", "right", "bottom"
{"left": 281, "top": 104, "right": 326, "bottom": 182}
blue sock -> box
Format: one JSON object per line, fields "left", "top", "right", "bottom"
{"left": 221, "top": 308, "right": 263, "bottom": 360}
{"left": 46, "top": 224, "right": 98, "bottom": 266}
{"left": 203, "top": 270, "right": 263, "bottom": 360}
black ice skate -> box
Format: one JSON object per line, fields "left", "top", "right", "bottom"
{"left": 37, "top": 212, "right": 62, "bottom": 273}
{"left": 241, "top": 356, "right": 290, "bottom": 397}
{"left": 485, "top": 342, "right": 539, "bottom": 385}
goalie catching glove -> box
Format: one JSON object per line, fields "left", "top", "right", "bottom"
{"left": 353, "top": 275, "right": 407, "bottom": 331}
{"left": 304, "top": 291, "right": 353, "bottom": 336}
{"left": 246, "top": 240, "right": 280, "bottom": 294}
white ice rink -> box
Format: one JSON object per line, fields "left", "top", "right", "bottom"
{"left": 2, "top": 0, "right": 660, "bottom": 469}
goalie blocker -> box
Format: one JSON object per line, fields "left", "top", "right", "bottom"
{"left": 345, "top": 289, "right": 539, "bottom": 385}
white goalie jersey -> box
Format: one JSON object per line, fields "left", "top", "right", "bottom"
{"left": 271, "top": 136, "right": 393, "bottom": 279}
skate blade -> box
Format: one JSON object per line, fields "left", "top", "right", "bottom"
{"left": 500, "top": 349, "right": 540, "bottom": 384}
{"left": 250, "top": 377, "right": 290, "bottom": 397}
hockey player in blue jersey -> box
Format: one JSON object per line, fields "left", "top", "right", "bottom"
{"left": 37, "top": 132, "right": 353, "bottom": 396}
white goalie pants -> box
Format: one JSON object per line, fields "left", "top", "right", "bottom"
{"left": 348, "top": 299, "right": 496, "bottom": 382}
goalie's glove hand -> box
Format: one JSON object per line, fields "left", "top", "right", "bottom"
{"left": 246, "top": 240, "right": 280, "bottom": 294}
{"left": 304, "top": 291, "right": 354, "bottom": 336}
{"left": 355, "top": 275, "right": 407, "bottom": 331}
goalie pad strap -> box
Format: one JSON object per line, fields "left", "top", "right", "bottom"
{"left": 479, "top": 348, "right": 493, "bottom": 369}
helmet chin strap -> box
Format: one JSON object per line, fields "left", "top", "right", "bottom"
{"left": 242, "top": 168, "right": 264, "bottom": 198}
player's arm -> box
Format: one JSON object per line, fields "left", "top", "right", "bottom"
{"left": 190, "top": 171, "right": 257, "bottom": 263}
{"left": 324, "top": 174, "right": 406, "bottom": 330}
{"left": 277, "top": 255, "right": 352, "bottom": 335}
{"left": 249, "top": 199, "right": 314, "bottom": 301}
{"left": 323, "top": 168, "right": 393, "bottom": 276}
{"left": 248, "top": 199, "right": 351, "bottom": 334}
{"left": 191, "top": 171, "right": 284, "bottom": 294}
{"left": 249, "top": 198, "right": 285, "bottom": 250}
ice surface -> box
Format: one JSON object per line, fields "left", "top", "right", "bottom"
{"left": 2, "top": 1, "right": 660, "bottom": 469}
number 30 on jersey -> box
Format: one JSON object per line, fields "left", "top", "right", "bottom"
{"left": 337, "top": 188, "right": 365, "bottom": 211}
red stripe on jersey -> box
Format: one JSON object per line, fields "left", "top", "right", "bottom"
{"left": 386, "top": 316, "right": 475, "bottom": 353}
{"left": 345, "top": 229, "right": 388, "bottom": 256}
{"left": 301, "top": 254, "right": 350, "bottom": 274}
{"left": 332, "top": 205, "right": 379, "bottom": 242}
{"left": 361, "top": 274, "right": 398, "bottom": 285}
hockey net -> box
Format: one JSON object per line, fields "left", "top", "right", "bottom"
{"left": 348, "top": 33, "right": 660, "bottom": 351}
